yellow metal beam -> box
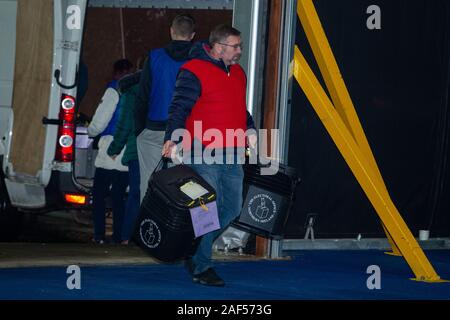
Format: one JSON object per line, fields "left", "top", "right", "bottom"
{"left": 293, "top": 46, "right": 442, "bottom": 282}
{"left": 297, "top": 0, "right": 401, "bottom": 255}
{"left": 383, "top": 224, "right": 402, "bottom": 256}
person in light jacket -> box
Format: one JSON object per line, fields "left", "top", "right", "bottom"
{"left": 88, "top": 59, "right": 133, "bottom": 244}
{"left": 107, "top": 59, "right": 144, "bottom": 245}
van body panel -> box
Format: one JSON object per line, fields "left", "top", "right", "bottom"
{"left": 0, "top": 107, "right": 13, "bottom": 173}
{"left": 41, "top": 0, "right": 87, "bottom": 186}
{"left": 4, "top": 178, "right": 46, "bottom": 209}
{"left": 1, "top": 0, "right": 89, "bottom": 209}
{"left": 0, "top": 0, "right": 17, "bottom": 172}
{"left": 0, "top": 0, "right": 17, "bottom": 109}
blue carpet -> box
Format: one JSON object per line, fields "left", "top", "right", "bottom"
{"left": 1, "top": 250, "right": 449, "bottom": 300}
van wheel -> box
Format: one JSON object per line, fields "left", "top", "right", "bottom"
{"left": 0, "top": 195, "right": 22, "bottom": 241}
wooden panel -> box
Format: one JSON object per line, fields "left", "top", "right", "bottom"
{"left": 79, "top": 8, "right": 232, "bottom": 117}
{"left": 262, "top": 0, "right": 283, "bottom": 153}
{"left": 10, "top": 0, "right": 53, "bottom": 175}
{"left": 78, "top": 8, "right": 123, "bottom": 117}
{"left": 256, "top": 0, "right": 283, "bottom": 257}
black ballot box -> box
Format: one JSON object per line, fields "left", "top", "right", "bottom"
{"left": 233, "top": 161, "right": 300, "bottom": 239}
{"left": 135, "top": 163, "right": 216, "bottom": 262}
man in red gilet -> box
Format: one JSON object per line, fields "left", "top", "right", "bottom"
{"left": 162, "top": 25, "right": 256, "bottom": 286}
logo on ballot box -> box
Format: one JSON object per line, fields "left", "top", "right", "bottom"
{"left": 140, "top": 218, "right": 161, "bottom": 248}
{"left": 247, "top": 194, "right": 277, "bottom": 224}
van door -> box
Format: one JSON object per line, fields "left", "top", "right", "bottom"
{"left": 43, "top": 0, "right": 87, "bottom": 185}
{"left": 3, "top": 0, "right": 87, "bottom": 209}
{"left": 2, "top": 0, "right": 55, "bottom": 208}
{"left": 0, "top": 0, "right": 16, "bottom": 172}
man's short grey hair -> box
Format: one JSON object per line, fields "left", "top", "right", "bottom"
{"left": 171, "top": 14, "right": 196, "bottom": 38}
{"left": 209, "top": 24, "right": 241, "bottom": 46}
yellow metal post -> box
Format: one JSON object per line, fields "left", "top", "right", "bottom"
{"left": 383, "top": 225, "right": 402, "bottom": 256}
{"left": 297, "top": 0, "right": 401, "bottom": 255}
{"left": 293, "top": 46, "right": 442, "bottom": 282}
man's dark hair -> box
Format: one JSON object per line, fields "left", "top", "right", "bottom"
{"left": 113, "top": 59, "right": 133, "bottom": 74}
{"left": 209, "top": 24, "right": 241, "bottom": 46}
{"left": 171, "top": 14, "right": 196, "bottom": 38}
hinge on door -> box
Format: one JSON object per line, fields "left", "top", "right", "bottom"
{"left": 42, "top": 117, "right": 62, "bottom": 126}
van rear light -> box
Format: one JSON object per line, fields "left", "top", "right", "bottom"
{"left": 64, "top": 194, "right": 87, "bottom": 205}
{"left": 55, "top": 94, "right": 76, "bottom": 162}
{"left": 62, "top": 111, "right": 75, "bottom": 123}
{"left": 61, "top": 97, "right": 75, "bottom": 110}
{"left": 59, "top": 134, "right": 73, "bottom": 148}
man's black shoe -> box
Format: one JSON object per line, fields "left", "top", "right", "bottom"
{"left": 192, "top": 268, "right": 225, "bottom": 287}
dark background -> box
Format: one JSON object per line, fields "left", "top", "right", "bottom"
{"left": 79, "top": 8, "right": 232, "bottom": 117}
{"left": 286, "top": 0, "right": 450, "bottom": 238}
{"left": 77, "top": 2, "right": 450, "bottom": 239}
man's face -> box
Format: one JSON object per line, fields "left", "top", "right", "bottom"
{"left": 218, "top": 35, "right": 242, "bottom": 65}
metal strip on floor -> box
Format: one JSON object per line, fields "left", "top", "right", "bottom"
{"left": 88, "top": 0, "right": 233, "bottom": 10}
{"left": 282, "top": 238, "right": 450, "bottom": 251}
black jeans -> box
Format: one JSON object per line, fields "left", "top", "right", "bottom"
{"left": 92, "top": 168, "right": 128, "bottom": 242}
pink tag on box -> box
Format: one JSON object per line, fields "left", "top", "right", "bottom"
{"left": 189, "top": 201, "right": 220, "bottom": 238}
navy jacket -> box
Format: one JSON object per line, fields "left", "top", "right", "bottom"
{"left": 164, "top": 41, "right": 256, "bottom": 143}
{"left": 134, "top": 40, "right": 193, "bottom": 135}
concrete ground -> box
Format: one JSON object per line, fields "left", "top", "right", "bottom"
{"left": 0, "top": 242, "right": 264, "bottom": 269}
{"left": 2, "top": 209, "right": 448, "bottom": 269}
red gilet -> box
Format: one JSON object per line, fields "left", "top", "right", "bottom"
{"left": 181, "top": 59, "right": 247, "bottom": 149}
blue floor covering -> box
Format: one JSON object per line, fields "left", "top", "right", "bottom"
{"left": 1, "top": 250, "right": 449, "bottom": 300}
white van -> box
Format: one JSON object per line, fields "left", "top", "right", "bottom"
{"left": 0, "top": 0, "right": 92, "bottom": 240}
{"left": 0, "top": 0, "right": 276, "bottom": 239}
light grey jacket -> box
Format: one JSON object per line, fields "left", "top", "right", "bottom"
{"left": 87, "top": 88, "right": 128, "bottom": 171}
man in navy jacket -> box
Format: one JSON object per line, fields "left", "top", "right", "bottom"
{"left": 135, "top": 15, "right": 196, "bottom": 203}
